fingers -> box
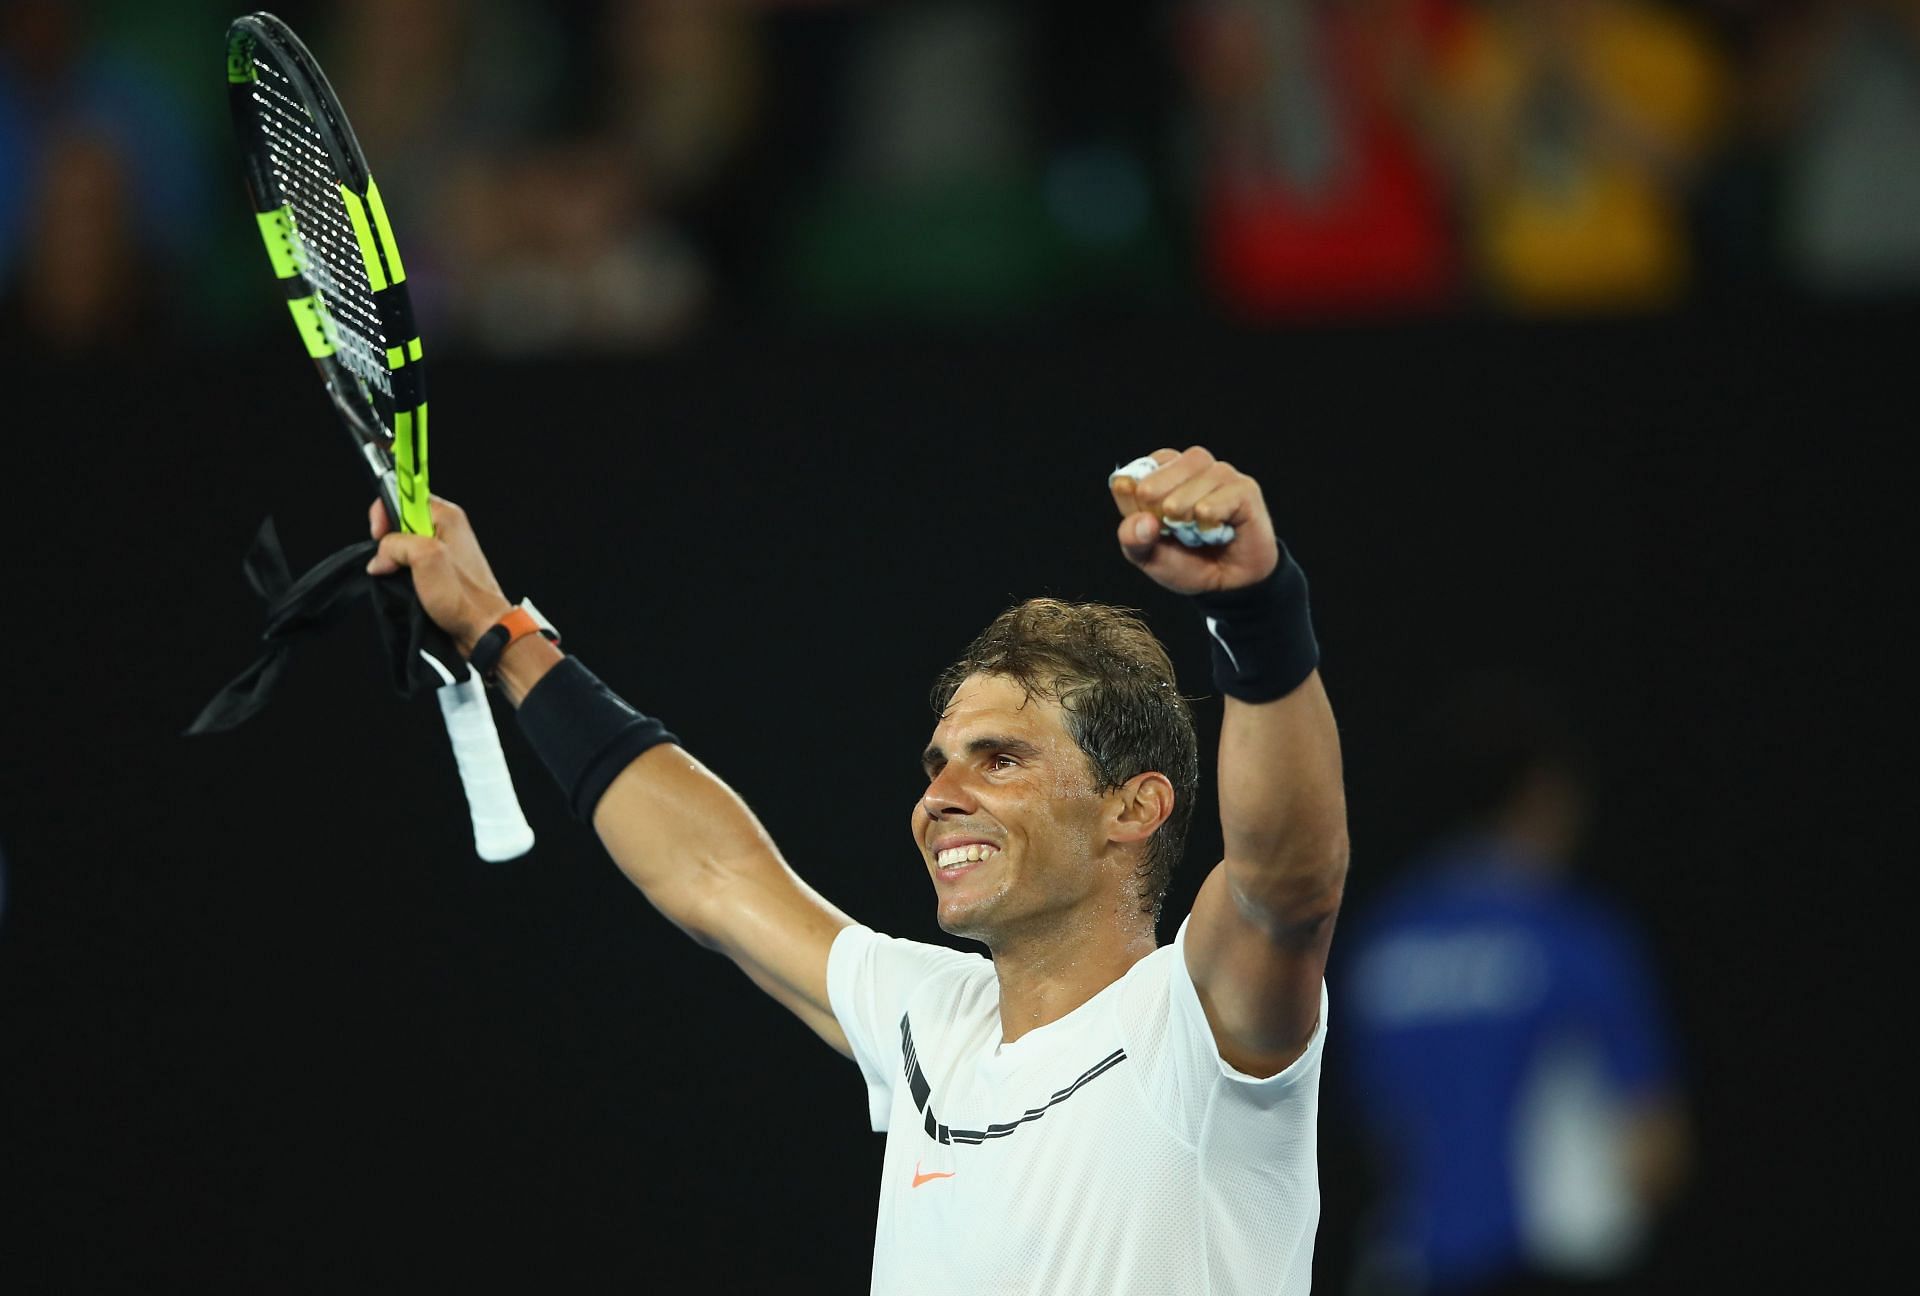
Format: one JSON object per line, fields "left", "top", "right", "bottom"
{"left": 1128, "top": 447, "right": 1216, "bottom": 514}
{"left": 365, "top": 531, "right": 439, "bottom": 577}
{"left": 427, "top": 494, "right": 467, "bottom": 538}
{"left": 1159, "top": 462, "right": 1257, "bottom": 533}
{"left": 360, "top": 492, "right": 511, "bottom": 652}
{"left": 371, "top": 493, "right": 470, "bottom": 549}
{"left": 1108, "top": 447, "right": 1183, "bottom": 516}
{"left": 1117, "top": 511, "right": 1161, "bottom": 563}
{"left": 1110, "top": 445, "right": 1282, "bottom": 593}
{"left": 373, "top": 492, "right": 469, "bottom": 540}
{"left": 1113, "top": 450, "right": 1197, "bottom": 567}
{"left": 1115, "top": 446, "right": 1253, "bottom": 528}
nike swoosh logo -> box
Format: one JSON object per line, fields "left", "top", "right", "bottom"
{"left": 1205, "top": 616, "right": 1242, "bottom": 673}
{"left": 911, "top": 1160, "right": 955, "bottom": 1188}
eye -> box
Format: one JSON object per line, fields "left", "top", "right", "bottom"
{"left": 989, "top": 753, "right": 1018, "bottom": 771}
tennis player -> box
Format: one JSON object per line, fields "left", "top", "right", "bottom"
{"left": 369, "top": 445, "right": 1347, "bottom": 1294}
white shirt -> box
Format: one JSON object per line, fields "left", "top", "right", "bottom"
{"left": 827, "top": 917, "right": 1328, "bottom": 1295}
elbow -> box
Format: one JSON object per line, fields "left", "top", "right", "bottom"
{"left": 657, "top": 848, "right": 754, "bottom": 952}
{"left": 1279, "top": 818, "right": 1351, "bottom": 902}
{"left": 1231, "top": 828, "right": 1349, "bottom": 941}
{"left": 1290, "top": 830, "right": 1351, "bottom": 930}
{"left": 676, "top": 841, "right": 794, "bottom": 955}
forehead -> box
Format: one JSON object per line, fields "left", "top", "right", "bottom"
{"left": 931, "top": 673, "right": 1070, "bottom": 744}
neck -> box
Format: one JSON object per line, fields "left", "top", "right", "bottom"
{"left": 988, "top": 908, "right": 1158, "bottom": 1046}
{"left": 1490, "top": 804, "right": 1575, "bottom": 870}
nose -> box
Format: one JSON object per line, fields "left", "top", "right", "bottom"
{"left": 920, "top": 762, "right": 977, "bottom": 821}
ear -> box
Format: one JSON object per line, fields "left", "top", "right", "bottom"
{"left": 1106, "top": 771, "right": 1175, "bottom": 846}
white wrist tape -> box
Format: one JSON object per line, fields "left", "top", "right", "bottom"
{"left": 1108, "top": 456, "right": 1236, "bottom": 547}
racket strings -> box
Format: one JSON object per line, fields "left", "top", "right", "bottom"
{"left": 250, "top": 58, "right": 392, "bottom": 402}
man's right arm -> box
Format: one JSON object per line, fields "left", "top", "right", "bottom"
{"left": 372, "top": 500, "right": 858, "bottom": 1057}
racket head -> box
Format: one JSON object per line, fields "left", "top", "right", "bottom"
{"left": 226, "top": 12, "right": 432, "bottom": 538}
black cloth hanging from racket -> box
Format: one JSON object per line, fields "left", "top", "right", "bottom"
{"left": 186, "top": 517, "right": 470, "bottom": 735}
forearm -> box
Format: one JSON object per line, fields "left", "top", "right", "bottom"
{"left": 586, "top": 742, "right": 854, "bottom": 1051}
{"left": 589, "top": 743, "right": 841, "bottom": 950}
{"left": 1216, "top": 670, "right": 1349, "bottom": 930}
{"left": 496, "top": 634, "right": 723, "bottom": 920}
{"left": 497, "top": 636, "right": 849, "bottom": 963}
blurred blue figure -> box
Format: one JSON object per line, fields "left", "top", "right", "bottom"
{"left": 1339, "top": 675, "right": 1689, "bottom": 1295}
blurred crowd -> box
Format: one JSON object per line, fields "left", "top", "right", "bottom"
{"left": 5, "top": 0, "right": 1920, "bottom": 352}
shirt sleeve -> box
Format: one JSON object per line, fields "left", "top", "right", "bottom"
{"left": 1563, "top": 905, "right": 1676, "bottom": 1098}
{"left": 1118, "top": 918, "right": 1328, "bottom": 1279}
{"left": 1123, "top": 917, "right": 1329, "bottom": 1150}
{"left": 1168, "top": 915, "right": 1329, "bottom": 1097}
{"left": 827, "top": 924, "right": 985, "bottom": 1131}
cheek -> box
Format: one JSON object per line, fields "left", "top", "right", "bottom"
{"left": 1001, "top": 789, "right": 1091, "bottom": 858}
{"left": 1050, "top": 793, "right": 1106, "bottom": 856}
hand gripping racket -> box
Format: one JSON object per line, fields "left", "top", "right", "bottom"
{"left": 226, "top": 12, "right": 534, "bottom": 862}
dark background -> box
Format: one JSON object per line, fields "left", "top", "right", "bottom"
{"left": 0, "top": 306, "right": 1892, "bottom": 1290}
{"left": 0, "top": 0, "right": 1905, "bottom": 1288}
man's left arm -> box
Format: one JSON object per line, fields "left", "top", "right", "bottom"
{"left": 1113, "top": 448, "right": 1349, "bottom": 1079}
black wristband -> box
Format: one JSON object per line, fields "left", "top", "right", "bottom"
{"left": 1190, "top": 546, "right": 1319, "bottom": 702}
{"left": 467, "top": 621, "right": 513, "bottom": 682}
{"left": 514, "top": 657, "right": 678, "bottom": 822}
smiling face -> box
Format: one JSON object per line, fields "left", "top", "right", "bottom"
{"left": 914, "top": 673, "right": 1122, "bottom": 946}
{"left": 928, "top": 599, "right": 1199, "bottom": 927}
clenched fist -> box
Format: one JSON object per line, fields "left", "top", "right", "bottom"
{"left": 1108, "top": 447, "right": 1280, "bottom": 595}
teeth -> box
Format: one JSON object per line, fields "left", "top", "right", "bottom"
{"left": 936, "top": 844, "right": 998, "bottom": 867}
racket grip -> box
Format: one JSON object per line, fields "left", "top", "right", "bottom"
{"left": 436, "top": 673, "right": 535, "bottom": 862}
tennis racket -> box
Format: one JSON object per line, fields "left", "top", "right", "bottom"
{"left": 225, "top": 12, "right": 534, "bottom": 862}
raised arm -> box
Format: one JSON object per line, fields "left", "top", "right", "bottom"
{"left": 1112, "top": 449, "right": 1348, "bottom": 1078}
{"left": 368, "top": 498, "right": 857, "bottom": 1056}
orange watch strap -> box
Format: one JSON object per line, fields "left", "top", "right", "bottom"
{"left": 494, "top": 606, "right": 544, "bottom": 651}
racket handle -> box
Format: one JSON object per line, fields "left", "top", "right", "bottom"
{"left": 436, "top": 673, "right": 535, "bottom": 862}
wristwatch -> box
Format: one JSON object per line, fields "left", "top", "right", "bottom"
{"left": 469, "top": 599, "right": 560, "bottom": 683}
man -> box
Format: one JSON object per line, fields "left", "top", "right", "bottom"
{"left": 1340, "top": 675, "right": 1689, "bottom": 1294}
{"left": 368, "top": 445, "right": 1348, "bottom": 1293}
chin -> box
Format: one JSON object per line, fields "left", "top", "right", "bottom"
{"left": 934, "top": 891, "right": 1003, "bottom": 943}
{"left": 935, "top": 903, "right": 987, "bottom": 940}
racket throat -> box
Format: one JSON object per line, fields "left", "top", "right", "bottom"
{"left": 361, "top": 447, "right": 405, "bottom": 532}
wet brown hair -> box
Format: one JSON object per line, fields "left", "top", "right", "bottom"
{"left": 931, "top": 599, "right": 1199, "bottom": 923}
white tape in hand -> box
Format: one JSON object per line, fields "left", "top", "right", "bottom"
{"left": 1108, "top": 456, "right": 1236, "bottom": 548}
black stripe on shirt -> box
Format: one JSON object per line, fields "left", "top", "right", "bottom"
{"left": 900, "top": 1012, "right": 1128, "bottom": 1148}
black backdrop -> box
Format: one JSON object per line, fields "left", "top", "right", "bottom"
{"left": 0, "top": 310, "right": 1891, "bottom": 1290}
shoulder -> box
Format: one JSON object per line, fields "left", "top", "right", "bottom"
{"left": 1121, "top": 926, "right": 1328, "bottom": 1098}
{"left": 830, "top": 925, "right": 995, "bottom": 1023}
{"left": 1110, "top": 939, "right": 1180, "bottom": 1038}
{"left": 833, "top": 924, "right": 990, "bottom": 982}
{"left": 1545, "top": 884, "right": 1659, "bottom": 978}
